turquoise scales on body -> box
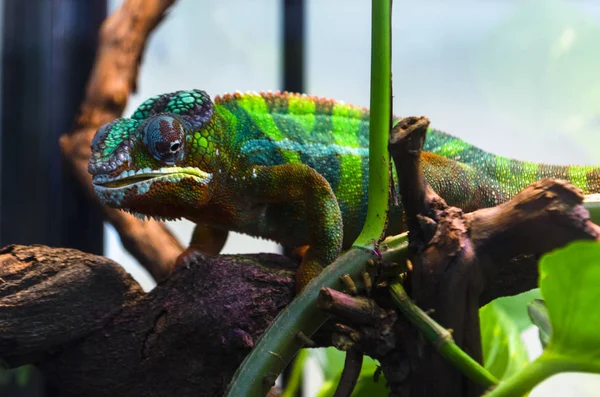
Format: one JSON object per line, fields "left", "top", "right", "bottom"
{"left": 88, "top": 89, "right": 600, "bottom": 288}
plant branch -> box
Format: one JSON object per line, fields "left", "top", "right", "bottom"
{"left": 388, "top": 116, "right": 444, "bottom": 245}
{"left": 484, "top": 353, "right": 571, "bottom": 397}
{"left": 389, "top": 282, "right": 498, "bottom": 387}
{"left": 353, "top": 0, "right": 392, "bottom": 249}
{"left": 317, "top": 288, "right": 382, "bottom": 324}
{"left": 467, "top": 179, "right": 600, "bottom": 304}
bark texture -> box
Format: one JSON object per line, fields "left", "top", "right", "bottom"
{"left": 0, "top": 245, "right": 295, "bottom": 397}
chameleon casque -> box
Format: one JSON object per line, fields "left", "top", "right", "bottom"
{"left": 88, "top": 89, "right": 600, "bottom": 289}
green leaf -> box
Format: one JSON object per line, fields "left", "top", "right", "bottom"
{"left": 316, "top": 370, "right": 389, "bottom": 397}
{"left": 281, "top": 350, "right": 309, "bottom": 397}
{"left": 485, "top": 241, "right": 600, "bottom": 397}
{"left": 312, "top": 347, "right": 346, "bottom": 380}
{"left": 527, "top": 299, "right": 552, "bottom": 348}
{"left": 491, "top": 289, "right": 542, "bottom": 332}
{"left": 480, "top": 301, "right": 530, "bottom": 380}
{"left": 349, "top": 371, "right": 389, "bottom": 397}
{"left": 539, "top": 240, "right": 600, "bottom": 369}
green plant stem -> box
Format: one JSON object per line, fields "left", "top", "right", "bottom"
{"left": 281, "top": 349, "right": 308, "bottom": 397}
{"left": 380, "top": 232, "right": 409, "bottom": 262}
{"left": 225, "top": 2, "right": 393, "bottom": 395}
{"left": 353, "top": 0, "right": 392, "bottom": 249}
{"left": 484, "top": 353, "right": 575, "bottom": 397}
{"left": 388, "top": 282, "right": 499, "bottom": 387}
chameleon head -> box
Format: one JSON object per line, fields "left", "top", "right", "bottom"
{"left": 88, "top": 113, "right": 214, "bottom": 221}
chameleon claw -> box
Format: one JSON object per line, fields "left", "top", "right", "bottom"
{"left": 361, "top": 271, "right": 372, "bottom": 296}
{"left": 173, "top": 247, "right": 206, "bottom": 274}
{"left": 340, "top": 274, "right": 358, "bottom": 295}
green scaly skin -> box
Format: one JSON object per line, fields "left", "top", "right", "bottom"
{"left": 88, "top": 89, "right": 600, "bottom": 289}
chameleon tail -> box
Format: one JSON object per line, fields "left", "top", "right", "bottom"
{"left": 420, "top": 128, "right": 600, "bottom": 212}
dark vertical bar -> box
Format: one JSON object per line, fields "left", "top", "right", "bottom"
{"left": 282, "top": 0, "right": 305, "bottom": 93}
{"left": 281, "top": 0, "right": 306, "bottom": 258}
{"left": 1, "top": 0, "right": 53, "bottom": 247}
{"left": 1, "top": 1, "right": 108, "bottom": 394}
{"left": 281, "top": 2, "right": 306, "bottom": 395}
{"left": 280, "top": 0, "right": 306, "bottom": 256}
{"left": 0, "top": 0, "right": 106, "bottom": 255}
{"left": 49, "top": 0, "right": 107, "bottom": 253}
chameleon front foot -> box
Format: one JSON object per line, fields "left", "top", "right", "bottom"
{"left": 171, "top": 224, "right": 230, "bottom": 274}
{"left": 172, "top": 247, "right": 207, "bottom": 274}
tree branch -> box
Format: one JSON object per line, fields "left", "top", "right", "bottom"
{"left": 0, "top": 244, "right": 295, "bottom": 397}
{"left": 59, "top": 0, "right": 182, "bottom": 282}
{"left": 468, "top": 179, "right": 600, "bottom": 304}
{"left": 384, "top": 116, "right": 600, "bottom": 397}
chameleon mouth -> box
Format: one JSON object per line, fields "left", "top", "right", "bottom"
{"left": 99, "top": 175, "right": 156, "bottom": 188}
{"left": 92, "top": 166, "right": 213, "bottom": 189}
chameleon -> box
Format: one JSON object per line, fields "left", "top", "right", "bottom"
{"left": 88, "top": 89, "right": 600, "bottom": 290}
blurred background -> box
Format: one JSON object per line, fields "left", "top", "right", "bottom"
{"left": 0, "top": 0, "right": 599, "bottom": 395}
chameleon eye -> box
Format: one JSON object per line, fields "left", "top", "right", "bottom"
{"left": 144, "top": 115, "right": 186, "bottom": 164}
